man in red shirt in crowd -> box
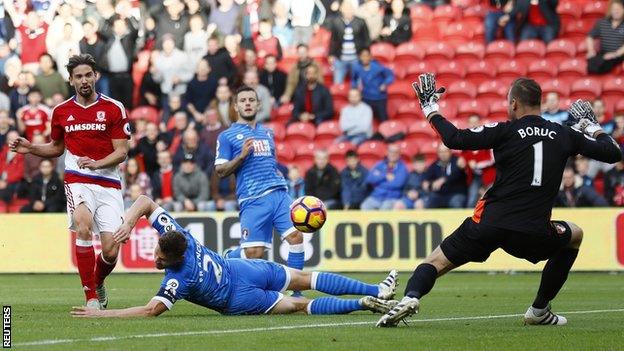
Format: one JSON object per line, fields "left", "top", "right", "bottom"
{"left": 16, "top": 88, "right": 51, "bottom": 141}
{"left": 152, "top": 150, "right": 176, "bottom": 211}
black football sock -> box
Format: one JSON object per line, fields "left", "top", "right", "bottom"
{"left": 532, "top": 248, "right": 579, "bottom": 309}
{"left": 404, "top": 263, "right": 438, "bottom": 299}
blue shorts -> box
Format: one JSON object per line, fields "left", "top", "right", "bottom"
{"left": 239, "top": 189, "right": 296, "bottom": 249}
{"left": 223, "top": 259, "right": 291, "bottom": 315}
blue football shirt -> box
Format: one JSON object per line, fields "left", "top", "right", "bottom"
{"left": 214, "top": 122, "right": 287, "bottom": 203}
{"left": 150, "top": 208, "right": 232, "bottom": 312}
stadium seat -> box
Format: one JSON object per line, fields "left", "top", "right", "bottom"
{"left": 445, "top": 81, "right": 477, "bottom": 106}
{"left": 457, "top": 100, "right": 489, "bottom": 119}
{"left": 396, "top": 139, "right": 420, "bottom": 163}
{"left": 496, "top": 60, "right": 527, "bottom": 85}
{"left": 436, "top": 61, "right": 466, "bottom": 85}
{"left": 412, "top": 25, "right": 441, "bottom": 41}
{"left": 465, "top": 61, "right": 496, "bottom": 87}
{"left": 129, "top": 106, "right": 160, "bottom": 124}
{"left": 392, "top": 100, "right": 420, "bottom": 124}
{"left": 394, "top": 42, "right": 426, "bottom": 66}
{"left": 477, "top": 80, "right": 508, "bottom": 106}
{"left": 275, "top": 141, "right": 295, "bottom": 163}
{"left": 315, "top": 120, "right": 341, "bottom": 148}
{"left": 263, "top": 122, "right": 286, "bottom": 141}
{"left": 438, "top": 100, "right": 458, "bottom": 119}
{"left": 386, "top": 62, "right": 406, "bottom": 80}
{"left": 528, "top": 59, "right": 558, "bottom": 82}
{"left": 442, "top": 22, "right": 475, "bottom": 46}
{"left": 387, "top": 97, "right": 408, "bottom": 120}
{"left": 541, "top": 79, "right": 570, "bottom": 98}
{"left": 388, "top": 81, "right": 416, "bottom": 100}
{"left": 485, "top": 40, "right": 515, "bottom": 66}
{"left": 370, "top": 42, "right": 396, "bottom": 64}
{"left": 487, "top": 99, "right": 508, "bottom": 121}
{"left": 378, "top": 120, "right": 408, "bottom": 140}
{"left": 358, "top": 141, "right": 388, "bottom": 169}
{"left": 333, "top": 100, "right": 349, "bottom": 119}
{"left": 615, "top": 100, "right": 624, "bottom": 115}
{"left": 308, "top": 46, "right": 329, "bottom": 62}
{"left": 557, "top": 1, "right": 582, "bottom": 25}
{"left": 328, "top": 140, "right": 355, "bottom": 159}
{"left": 273, "top": 103, "right": 294, "bottom": 124}
{"left": 570, "top": 78, "right": 602, "bottom": 101}
{"left": 0, "top": 201, "right": 7, "bottom": 213}
{"left": 576, "top": 40, "right": 589, "bottom": 59}
{"left": 286, "top": 122, "right": 315, "bottom": 149}
{"left": 601, "top": 76, "right": 624, "bottom": 110}
{"left": 562, "top": 20, "right": 593, "bottom": 44}
{"left": 424, "top": 42, "right": 455, "bottom": 67}
{"left": 407, "top": 120, "right": 437, "bottom": 138}
{"left": 455, "top": 42, "right": 485, "bottom": 66}
{"left": 405, "top": 61, "right": 437, "bottom": 81}
{"left": 545, "top": 39, "right": 577, "bottom": 64}
{"left": 515, "top": 40, "right": 547, "bottom": 67}
{"left": 558, "top": 59, "right": 587, "bottom": 86}
{"left": 288, "top": 159, "right": 313, "bottom": 176}
{"left": 433, "top": 4, "right": 460, "bottom": 23}
{"left": 8, "top": 198, "right": 28, "bottom": 213}
{"left": 583, "top": 2, "right": 609, "bottom": 22}
{"left": 295, "top": 142, "right": 317, "bottom": 164}
{"left": 418, "top": 139, "right": 441, "bottom": 163}
{"left": 330, "top": 83, "right": 350, "bottom": 105}
{"left": 462, "top": 4, "right": 487, "bottom": 24}
{"left": 409, "top": 4, "right": 434, "bottom": 22}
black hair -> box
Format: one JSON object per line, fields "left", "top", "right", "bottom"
{"left": 413, "top": 153, "right": 426, "bottom": 162}
{"left": 358, "top": 47, "right": 371, "bottom": 56}
{"left": 159, "top": 231, "right": 187, "bottom": 266}
{"left": 510, "top": 78, "right": 542, "bottom": 107}
{"left": 28, "top": 87, "right": 42, "bottom": 95}
{"left": 296, "top": 43, "right": 309, "bottom": 50}
{"left": 66, "top": 54, "right": 97, "bottom": 77}
{"left": 234, "top": 85, "right": 258, "bottom": 101}
{"left": 346, "top": 150, "right": 358, "bottom": 158}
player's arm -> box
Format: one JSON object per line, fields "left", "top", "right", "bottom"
{"left": 112, "top": 195, "right": 159, "bottom": 243}
{"left": 71, "top": 298, "right": 167, "bottom": 318}
{"left": 9, "top": 137, "right": 65, "bottom": 158}
{"left": 78, "top": 139, "right": 129, "bottom": 170}
{"left": 573, "top": 130, "right": 622, "bottom": 164}
{"left": 214, "top": 136, "right": 253, "bottom": 178}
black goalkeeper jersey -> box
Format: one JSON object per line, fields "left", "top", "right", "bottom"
{"left": 430, "top": 114, "right": 622, "bottom": 234}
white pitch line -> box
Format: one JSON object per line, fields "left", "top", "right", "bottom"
{"left": 14, "top": 308, "right": 624, "bottom": 347}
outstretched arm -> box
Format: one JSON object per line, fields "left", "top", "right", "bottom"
{"left": 112, "top": 195, "right": 159, "bottom": 243}
{"left": 9, "top": 137, "right": 65, "bottom": 158}
{"left": 71, "top": 298, "right": 167, "bottom": 318}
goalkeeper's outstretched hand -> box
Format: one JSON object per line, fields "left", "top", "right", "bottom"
{"left": 568, "top": 99, "right": 602, "bottom": 137}
{"left": 411, "top": 73, "right": 446, "bottom": 120}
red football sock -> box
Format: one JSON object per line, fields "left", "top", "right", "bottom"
{"left": 94, "top": 253, "right": 117, "bottom": 287}
{"left": 75, "top": 240, "right": 97, "bottom": 301}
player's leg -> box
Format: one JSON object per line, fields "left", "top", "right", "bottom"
{"left": 269, "top": 295, "right": 397, "bottom": 315}
{"left": 525, "top": 221, "right": 580, "bottom": 326}
{"left": 225, "top": 197, "right": 272, "bottom": 259}
{"left": 286, "top": 268, "right": 397, "bottom": 299}
{"left": 273, "top": 191, "right": 305, "bottom": 271}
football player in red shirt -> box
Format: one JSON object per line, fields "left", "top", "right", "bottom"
{"left": 10, "top": 54, "right": 130, "bottom": 309}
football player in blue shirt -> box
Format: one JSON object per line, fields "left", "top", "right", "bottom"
{"left": 71, "top": 196, "right": 398, "bottom": 317}
{"left": 214, "top": 85, "right": 305, "bottom": 295}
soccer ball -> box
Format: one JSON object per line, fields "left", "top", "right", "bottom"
{"left": 290, "top": 196, "right": 327, "bottom": 233}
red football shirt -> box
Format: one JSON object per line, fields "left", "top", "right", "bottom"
{"left": 17, "top": 23, "right": 48, "bottom": 64}
{"left": 18, "top": 104, "right": 50, "bottom": 141}
{"left": 50, "top": 94, "right": 130, "bottom": 189}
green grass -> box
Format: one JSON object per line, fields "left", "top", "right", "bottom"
{"left": 1, "top": 272, "right": 623, "bottom": 350}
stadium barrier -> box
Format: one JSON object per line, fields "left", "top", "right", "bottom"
{"left": 1, "top": 209, "right": 623, "bottom": 273}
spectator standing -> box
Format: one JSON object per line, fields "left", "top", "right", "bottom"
{"left": 152, "top": 34, "right": 194, "bottom": 101}
{"left": 151, "top": 150, "right": 176, "bottom": 211}
{"left": 184, "top": 14, "right": 209, "bottom": 70}
{"left": 49, "top": 23, "right": 81, "bottom": 81}
{"left": 338, "top": 88, "right": 373, "bottom": 146}
{"left": 326, "top": 1, "right": 371, "bottom": 84}
{"left": 123, "top": 158, "right": 152, "bottom": 207}
{"left": 292, "top": 65, "right": 334, "bottom": 125}
{"left": 173, "top": 153, "right": 212, "bottom": 212}
{"left": 173, "top": 128, "right": 213, "bottom": 174}
{"left": 4, "top": 7, "right": 55, "bottom": 72}
{"left": 541, "top": 92, "right": 568, "bottom": 124}
{"left": 484, "top": 0, "right": 515, "bottom": 43}
{"left": 207, "top": 0, "right": 241, "bottom": 38}
{"left": 283, "top": 0, "right": 326, "bottom": 45}
{"left": 79, "top": 20, "right": 109, "bottom": 96}
{"left": 280, "top": 44, "right": 323, "bottom": 104}
{"left": 35, "top": 54, "right": 69, "bottom": 102}
{"left": 0, "top": 131, "right": 24, "bottom": 203}
{"left": 380, "top": 0, "right": 411, "bottom": 46}
{"left": 287, "top": 165, "right": 306, "bottom": 199}
{"left": 20, "top": 159, "right": 64, "bottom": 213}
{"left": 272, "top": 0, "right": 294, "bottom": 49}
{"left": 146, "top": 0, "right": 190, "bottom": 48}
{"left": 423, "top": 144, "right": 468, "bottom": 208}
{"left": 203, "top": 36, "right": 237, "bottom": 85}
{"left": 555, "top": 167, "right": 608, "bottom": 207}
{"left": 351, "top": 47, "right": 394, "bottom": 121}
{"left": 587, "top": 0, "right": 624, "bottom": 74}
{"left": 128, "top": 122, "right": 164, "bottom": 176}
{"left": 500, "top": 0, "right": 560, "bottom": 44}
{"left": 305, "top": 149, "right": 342, "bottom": 209}
{"left": 361, "top": 144, "right": 408, "bottom": 210}
{"left": 340, "top": 150, "right": 369, "bottom": 209}
{"left": 259, "top": 55, "right": 287, "bottom": 102}
{"left": 185, "top": 59, "right": 219, "bottom": 122}
{"left": 209, "top": 173, "right": 238, "bottom": 211}
{"left": 357, "top": 0, "right": 383, "bottom": 42}
{"left": 254, "top": 19, "right": 283, "bottom": 65}
{"left": 394, "top": 154, "right": 429, "bottom": 210}
{"left": 16, "top": 88, "right": 50, "bottom": 141}
{"left": 9, "top": 71, "right": 31, "bottom": 117}
{"left": 46, "top": 2, "right": 83, "bottom": 53}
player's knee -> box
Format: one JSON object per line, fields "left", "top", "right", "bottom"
{"left": 285, "top": 231, "right": 303, "bottom": 244}
{"left": 74, "top": 222, "right": 92, "bottom": 240}
{"left": 101, "top": 247, "right": 119, "bottom": 263}
{"left": 567, "top": 222, "right": 583, "bottom": 249}
{"left": 244, "top": 247, "right": 264, "bottom": 259}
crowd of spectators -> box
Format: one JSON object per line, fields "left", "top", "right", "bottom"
{"left": 0, "top": 0, "right": 623, "bottom": 213}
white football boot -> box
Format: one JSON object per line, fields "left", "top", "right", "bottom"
{"left": 378, "top": 270, "right": 398, "bottom": 300}
{"left": 86, "top": 298, "right": 102, "bottom": 310}
{"left": 524, "top": 304, "right": 567, "bottom": 326}
{"left": 376, "top": 296, "right": 420, "bottom": 327}
{"left": 360, "top": 296, "right": 399, "bottom": 314}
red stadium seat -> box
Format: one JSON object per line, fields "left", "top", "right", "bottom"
{"left": 442, "top": 22, "right": 475, "bottom": 46}
{"left": 488, "top": 99, "right": 508, "bottom": 121}
{"left": 465, "top": 61, "right": 496, "bottom": 87}
{"left": 463, "top": 4, "right": 487, "bottom": 23}
{"left": 615, "top": 100, "right": 624, "bottom": 115}
{"left": 396, "top": 139, "right": 420, "bottom": 163}
{"left": 8, "top": 198, "right": 28, "bottom": 213}
{"left": 0, "top": 201, "right": 7, "bottom": 213}
{"left": 395, "top": 42, "right": 426, "bottom": 66}
{"left": 424, "top": 42, "right": 455, "bottom": 67}
{"left": 477, "top": 80, "right": 508, "bottom": 106}
{"left": 388, "top": 81, "right": 416, "bottom": 100}
{"left": 273, "top": 103, "right": 294, "bottom": 124}
{"left": 386, "top": 62, "right": 406, "bottom": 80}
{"left": 409, "top": 4, "right": 434, "bottom": 22}
{"left": 263, "top": 122, "right": 286, "bottom": 141}
{"left": 438, "top": 100, "right": 458, "bottom": 119}
{"left": 445, "top": 81, "right": 477, "bottom": 105}
{"left": 562, "top": 20, "right": 593, "bottom": 44}
{"left": 387, "top": 97, "right": 408, "bottom": 120}
{"left": 315, "top": 120, "right": 341, "bottom": 148}
{"left": 286, "top": 122, "right": 315, "bottom": 145}
{"left": 496, "top": 60, "right": 527, "bottom": 85}
{"left": 558, "top": 59, "right": 588, "bottom": 86}
{"left": 545, "top": 39, "right": 577, "bottom": 64}
{"left": 515, "top": 39, "right": 546, "bottom": 66}
{"left": 583, "top": 2, "right": 609, "bottom": 22}
{"left": 457, "top": 100, "right": 489, "bottom": 119}
{"left": 407, "top": 120, "right": 437, "bottom": 138}
{"left": 485, "top": 40, "right": 515, "bottom": 66}
{"left": 358, "top": 141, "right": 388, "bottom": 168}
{"left": 455, "top": 42, "right": 485, "bottom": 66}
{"left": 327, "top": 141, "right": 355, "bottom": 168}
{"left": 576, "top": 39, "right": 590, "bottom": 59}
{"left": 433, "top": 4, "right": 460, "bottom": 23}
{"left": 393, "top": 100, "right": 421, "bottom": 124}
{"left": 412, "top": 25, "right": 441, "bottom": 41}
{"left": 528, "top": 59, "right": 558, "bottom": 82}
{"left": 405, "top": 61, "right": 437, "bottom": 81}
{"left": 601, "top": 76, "right": 624, "bottom": 110}
{"left": 295, "top": 142, "right": 317, "bottom": 164}
{"left": 541, "top": 79, "right": 570, "bottom": 98}
{"left": 275, "top": 142, "right": 295, "bottom": 163}
{"left": 330, "top": 83, "right": 350, "bottom": 105}
{"left": 129, "top": 106, "right": 160, "bottom": 124}
{"left": 570, "top": 78, "right": 602, "bottom": 101}
{"left": 378, "top": 120, "right": 408, "bottom": 139}
{"left": 436, "top": 61, "right": 466, "bottom": 85}
{"left": 333, "top": 100, "right": 349, "bottom": 119}
{"left": 370, "top": 42, "right": 396, "bottom": 64}
{"left": 557, "top": 1, "right": 582, "bottom": 25}
{"left": 418, "top": 139, "right": 441, "bottom": 162}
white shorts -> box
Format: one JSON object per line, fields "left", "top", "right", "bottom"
{"left": 64, "top": 183, "right": 124, "bottom": 234}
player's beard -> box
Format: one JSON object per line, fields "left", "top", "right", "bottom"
{"left": 77, "top": 84, "right": 94, "bottom": 99}
{"left": 241, "top": 113, "right": 256, "bottom": 121}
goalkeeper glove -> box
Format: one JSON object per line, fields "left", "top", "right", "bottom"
{"left": 568, "top": 99, "right": 602, "bottom": 137}
{"left": 411, "top": 73, "right": 446, "bottom": 119}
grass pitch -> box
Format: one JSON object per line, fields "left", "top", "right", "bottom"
{"left": 1, "top": 272, "right": 623, "bottom": 350}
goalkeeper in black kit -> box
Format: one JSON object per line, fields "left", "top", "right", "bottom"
{"left": 377, "top": 75, "right": 622, "bottom": 327}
